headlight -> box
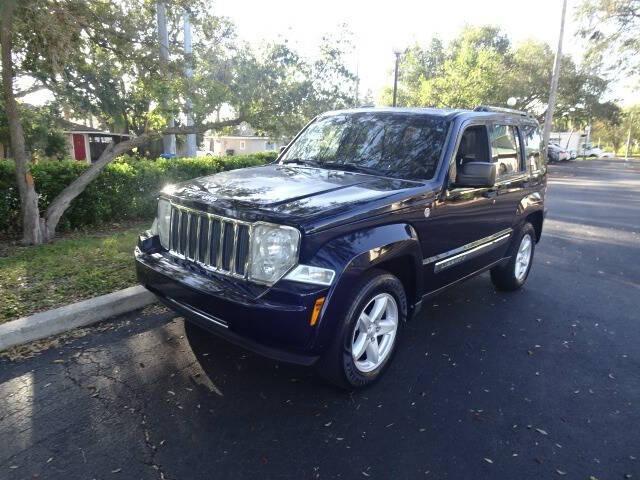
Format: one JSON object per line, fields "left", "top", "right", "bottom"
{"left": 157, "top": 198, "right": 172, "bottom": 249}
{"left": 249, "top": 223, "right": 300, "bottom": 285}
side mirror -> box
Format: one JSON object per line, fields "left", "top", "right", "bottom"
{"left": 455, "top": 162, "right": 496, "bottom": 188}
{"left": 279, "top": 145, "right": 287, "bottom": 154}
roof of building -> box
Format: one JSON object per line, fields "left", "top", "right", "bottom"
{"left": 204, "top": 135, "right": 271, "bottom": 140}
{"left": 58, "top": 119, "right": 131, "bottom": 136}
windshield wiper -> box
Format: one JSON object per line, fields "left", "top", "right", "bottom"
{"left": 282, "top": 158, "right": 321, "bottom": 167}
{"left": 283, "top": 159, "right": 384, "bottom": 176}
{"left": 320, "top": 162, "right": 382, "bottom": 176}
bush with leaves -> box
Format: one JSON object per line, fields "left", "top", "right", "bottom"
{"left": 0, "top": 152, "right": 276, "bottom": 234}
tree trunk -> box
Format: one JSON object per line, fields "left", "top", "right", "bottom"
{"left": 42, "top": 133, "right": 155, "bottom": 240}
{"left": 1, "top": 0, "right": 44, "bottom": 245}
{"left": 42, "top": 118, "right": 241, "bottom": 240}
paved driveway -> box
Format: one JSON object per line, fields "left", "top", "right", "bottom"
{"left": 1, "top": 159, "right": 639, "bottom": 480}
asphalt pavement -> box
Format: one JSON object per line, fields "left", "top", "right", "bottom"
{"left": 1, "top": 159, "right": 639, "bottom": 480}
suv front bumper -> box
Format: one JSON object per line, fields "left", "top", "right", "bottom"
{"left": 135, "top": 239, "right": 329, "bottom": 366}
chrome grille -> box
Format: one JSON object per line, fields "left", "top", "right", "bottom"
{"left": 168, "top": 203, "right": 251, "bottom": 278}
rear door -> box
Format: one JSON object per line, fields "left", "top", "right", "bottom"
{"left": 490, "top": 123, "right": 529, "bottom": 240}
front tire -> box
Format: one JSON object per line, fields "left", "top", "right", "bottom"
{"left": 317, "top": 269, "right": 407, "bottom": 389}
{"left": 490, "top": 223, "right": 536, "bottom": 291}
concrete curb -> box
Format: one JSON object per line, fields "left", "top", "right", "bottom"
{"left": 0, "top": 285, "right": 157, "bottom": 352}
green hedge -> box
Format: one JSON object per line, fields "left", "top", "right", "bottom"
{"left": 0, "top": 152, "right": 276, "bottom": 233}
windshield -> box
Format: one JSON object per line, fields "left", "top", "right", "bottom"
{"left": 280, "top": 112, "right": 450, "bottom": 180}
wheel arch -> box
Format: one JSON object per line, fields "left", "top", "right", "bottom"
{"left": 516, "top": 192, "right": 545, "bottom": 243}
{"left": 526, "top": 210, "right": 544, "bottom": 242}
{"left": 368, "top": 255, "right": 417, "bottom": 316}
{"left": 308, "top": 223, "right": 423, "bottom": 351}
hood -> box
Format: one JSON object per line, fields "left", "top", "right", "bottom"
{"left": 168, "top": 164, "right": 433, "bottom": 231}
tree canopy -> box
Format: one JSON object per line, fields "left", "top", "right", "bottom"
{"left": 579, "top": 0, "right": 640, "bottom": 77}
{"left": 380, "top": 26, "right": 615, "bottom": 127}
{"left": 8, "top": 0, "right": 356, "bottom": 140}
{"left": 1, "top": 0, "right": 358, "bottom": 244}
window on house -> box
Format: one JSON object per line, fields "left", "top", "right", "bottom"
{"left": 239, "top": 141, "right": 246, "bottom": 150}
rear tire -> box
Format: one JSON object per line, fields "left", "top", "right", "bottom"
{"left": 317, "top": 269, "right": 407, "bottom": 390}
{"left": 490, "top": 223, "right": 536, "bottom": 291}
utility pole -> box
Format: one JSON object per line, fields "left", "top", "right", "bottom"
{"left": 542, "top": 0, "right": 568, "bottom": 151}
{"left": 392, "top": 50, "right": 401, "bottom": 107}
{"left": 625, "top": 113, "right": 633, "bottom": 161}
{"left": 183, "top": 10, "right": 197, "bottom": 157}
{"left": 156, "top": 1, "right": 176, "bottom": 156}
{"left": 354, "top": 60, "right": 360, "bottom": 107}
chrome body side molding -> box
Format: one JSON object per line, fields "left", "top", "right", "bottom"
{"left": 423, "top": 228, "right": 513, "bottom": 273}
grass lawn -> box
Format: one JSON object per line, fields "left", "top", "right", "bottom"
{"left": 0, "top": 222, "right": 148, "bottom": 325}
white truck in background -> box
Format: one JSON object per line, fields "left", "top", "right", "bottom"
{"left": 550, "top": 130, "right": 614, "bottom": 159}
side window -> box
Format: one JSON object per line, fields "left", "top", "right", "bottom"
{"left": 450, "top": 124, "right": 491, "bottom": 185}
{"left": 490, "top": 124, "right": 522, "bottom": 179}
{"left": 522, "top": 125, "right": 544, "bottom": 172}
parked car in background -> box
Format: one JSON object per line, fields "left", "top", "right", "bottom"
{"left": 196, "top": 149, "right": 215, "bottom": 157}
{"left": 579, "top": 146, "right": 614, "bottom": 158}
{"left": 136, "top": 106, "right": 547, "bottom": 388}
{"left": 548, "top": 143, "right": 569, "bottom": 162}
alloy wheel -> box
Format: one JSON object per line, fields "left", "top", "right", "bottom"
{"left": 350, "top": 293, "right": 399, "bottom": 373}
{"left": 515, "top": 233, "right": 533, "bottom": 281}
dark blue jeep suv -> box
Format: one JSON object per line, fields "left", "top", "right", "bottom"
{"left": 135, "top": 106, "right": 546, "bottom": 388}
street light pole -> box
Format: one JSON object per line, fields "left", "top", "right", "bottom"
{"left": 392, "top": 51, "right": 401, "bottom": 107}
{"left": 183, "top": 10, "right": 197, "bottom": 157}
{"left": 542, "top": 0, "right": 568, "bottom": 151}
{"left": 156, "top": 1, "right": 176, "bottom": 156}
{"left": 625, "top": 112, "right": 633, "bottom": 161}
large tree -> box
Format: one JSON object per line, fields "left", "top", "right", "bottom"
{"left": 1, "top": 0, "right": 241, "bottom": 244}
{"left": 1, "top": 0, "right": 357, "bottom": 244}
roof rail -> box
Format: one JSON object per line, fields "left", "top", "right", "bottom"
{"left": 474, "top": 105, "right": 532, "bottom": 117}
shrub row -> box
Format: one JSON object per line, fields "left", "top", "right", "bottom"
{"left": 0, "top": 152, "right": 276, "bottom": 233}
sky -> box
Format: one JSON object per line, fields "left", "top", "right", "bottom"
{"left": 213, "top": 0, "right": 639, "bottom": 105}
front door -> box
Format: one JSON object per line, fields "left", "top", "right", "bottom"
{"left": 72, "top": 134, "right": 86, "bottom": 161}
{"left": 421, "top": 123, "right": 505, "bottom": 292}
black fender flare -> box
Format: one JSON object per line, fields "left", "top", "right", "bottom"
{"left": 308, "top": 223, "right": 423, "bottom": 352}
{"left": 515, "top": 192, "right": 545, "bottom": 241}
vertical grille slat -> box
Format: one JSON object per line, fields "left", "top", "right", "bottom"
{"left": 198, "top": 216, "right": 209, "bottom": 263}
{"left": 178, "top": 210, "right": 188, "bottom": 255}
{"left": 187, "top": 213, "right": 198, "bottom": 260}
{"left": 166, "top": 203, "right": 252, "bottom": 278}
{"left": 209, "top": 219, "right": 221, "bottom": 267}
{"left": 221, "top": 222, "right": 235, "bottom": 271}
{"left": 235, "top": 225, "right": 250, "bottom": 276}
{"left": 170, "top": 207, "right": 180, "bottom": 251}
